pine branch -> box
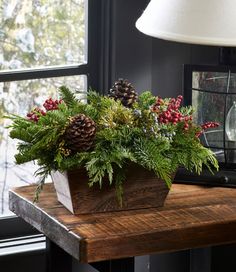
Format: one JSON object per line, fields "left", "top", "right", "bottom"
{"left": 87, "top": 89, "right": 102, "bottom": 106}
{"left": 59, "top": 152, "right": 91, "bottom": 170}
{"left": 170, "top": 134, "right": 219, "bottom": 174}
{"left": 33, "top": 166, "right": 50, "bottom": 203}
{"left": 15, "top": 144, "right": 37, "bottom": 164}
{"left": 133, "top": 138, "right": 174, "bottom": 188}
{"left": 59, "top": 85, "right": 78, "bottom": 108}
{"left": 138, "top": 91, "right": 156, "bottom": 110}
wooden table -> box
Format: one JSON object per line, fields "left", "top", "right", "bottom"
{"left": 9, "top": 183, "right": 236, "bottom": 272}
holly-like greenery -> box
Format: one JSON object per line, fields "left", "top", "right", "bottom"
{"left": 7, "top": 86, "right": 219, "bottom": 203}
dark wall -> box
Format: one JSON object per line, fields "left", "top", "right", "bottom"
{"left": 111, "top": 0, "right": 152, "bottom": 91}
{"left": 151, "top": 40, "right": 219, "bottom": 97}
{"left": 112, "top": 0, "right": 219, "bottom": 98}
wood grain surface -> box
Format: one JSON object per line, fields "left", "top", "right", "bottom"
{"left": 51, "top": 165, "right": 170, "bottom": 214}
{"left": 9, "top": 183, "right": 236, "bottom": 263}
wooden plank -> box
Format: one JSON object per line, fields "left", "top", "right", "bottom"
{"left": 9, "top": 183, "right": 236, "bottom": 263}
{"left": 9, "top": 188, "right": 81, "bottom": 261}
{"left": 51, "top": 165, "right": 170, "bottom": 214}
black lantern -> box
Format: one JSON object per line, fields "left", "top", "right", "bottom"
{"left": 175, "top": 64, "right": 236, "bottom": 187}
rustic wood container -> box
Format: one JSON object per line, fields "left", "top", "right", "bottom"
{"left": 51, "top": 164, "right": 171, "bottom": 214}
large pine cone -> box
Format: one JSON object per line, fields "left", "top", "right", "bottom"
{"left": 64, "top": 114, "right": 96, "bottom": 152}
{"left": 108, "top": 79, "right": 138, "bottom": 107}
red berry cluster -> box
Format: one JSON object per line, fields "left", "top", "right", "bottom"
{"left": 43, "top": 98, "right": 63, "bottom": 111}
{"left": 27, "top": 108, "right": 46, "bottom": 122}
{"left": 152, "top": 95, "right": 192, "bottom": 129}
{"left": 201, "top": 122, "right": 220, "bottom": 130}
{"left": 196, "top": 122, "right": 220, "bottom": 137}
{"left": 168, "top": 95, "right": 183, "bottom": 111}
{"left": 26, "top": 97, "right": 63, "bottom": 122}
{"left": 158, "top": 110, "right": 182, "bottom": 125}
{"left": 182, "top": 115, "right": 193, "bottom": 131}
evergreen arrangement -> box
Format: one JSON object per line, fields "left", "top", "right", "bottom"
{"left": 7, "top": 79, "right": 219, "bottom": 203}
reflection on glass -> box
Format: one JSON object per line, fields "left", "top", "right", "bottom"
{"left": 192, "top": 71, "right": 229, "bottom": 93}
{"left": 0, "top": 0, "right": 86, "bottom": 70}
{"left": 0, "top": 75, "right": 86, "bottom": 215}
{"left": 192, "top": 77, "right": 225, "bottom": 154}
{"left": 226, "top": 101, "right": 236, "bottom": 141}
{"left": 192, "top": 90, "right": 224, "bottom": 129}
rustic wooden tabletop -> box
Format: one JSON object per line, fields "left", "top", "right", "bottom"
{"left": 9, "top": 183, "right": 236, "bottom": 263}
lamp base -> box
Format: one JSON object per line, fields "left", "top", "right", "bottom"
{"left": 219, "top": 47, "right": 236, "bottom": 65}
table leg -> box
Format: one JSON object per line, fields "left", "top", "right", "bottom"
{"left": 190, "top": 248, "right": 211, "bottom": 272}
{"left": 46, "top": 238, "right": 72, "bottom": 272}
{"left": 91, "top": 257, "right": 135, "bottom": 272}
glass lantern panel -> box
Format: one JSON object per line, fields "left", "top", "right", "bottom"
{"left": 192, "top": 90, "right": 225, "bottom": 150}
{"left": 192, "top": 71, "right": 229, "bottom": 93}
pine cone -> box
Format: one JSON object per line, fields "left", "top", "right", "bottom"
{"left": 108, "top": 79, "right": 138, "bottom": 107}
{"left": 64, "top": 114, "right": 96, "bottom": 152}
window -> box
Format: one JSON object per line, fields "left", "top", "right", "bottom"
{"left": 0, "top": 0, "right": 102, "bottom": 220}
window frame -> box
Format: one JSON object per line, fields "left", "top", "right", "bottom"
{"left": 0, "top": 0, "right": 113, "bottom": 239}
{"left": 0, "top": 0, "right": 95, "bottom": 87}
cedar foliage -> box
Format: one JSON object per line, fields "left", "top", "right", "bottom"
{"left": 7, "top": 86, "right": 219, "bottom": 203}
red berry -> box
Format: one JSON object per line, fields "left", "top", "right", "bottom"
{"left": 201, "top": 122, "right": 219, "bottom": 130}
{"left": 43, "top": 98, "right": 63, "bottom": 111}
{"left": 27, "top": 107, "right": 46, "bottom": 122}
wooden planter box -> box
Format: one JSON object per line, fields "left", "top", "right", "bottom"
{"left": 51, "top": 164, "right": 171, "bottom": 214}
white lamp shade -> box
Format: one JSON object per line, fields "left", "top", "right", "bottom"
{"left": 136, "top": 0, "right": 236, "bottom": 46}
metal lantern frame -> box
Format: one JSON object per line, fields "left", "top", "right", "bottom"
{"left": 175, "top": 64, "right": 236, "bottom": 187}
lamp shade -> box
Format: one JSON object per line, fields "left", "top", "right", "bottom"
{"left": 136, "top": 0, "right": 236, "bottom": 46}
